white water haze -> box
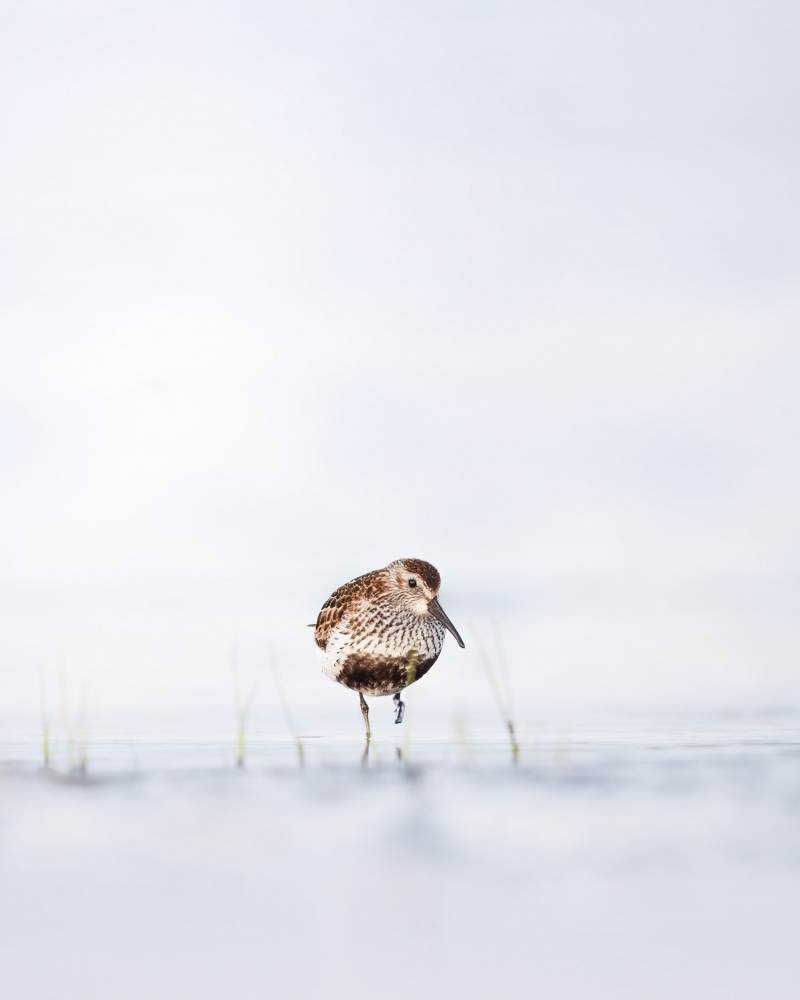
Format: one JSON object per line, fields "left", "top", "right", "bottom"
{"left": 2, "top": 0, "right": 799, "bottom": 716}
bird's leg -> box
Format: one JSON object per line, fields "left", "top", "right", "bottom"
{"left": 359, "top": 692, "right": 371, "bottom": 740}
{"left": 393, "top": 691, "right": 405, "bottom": 725}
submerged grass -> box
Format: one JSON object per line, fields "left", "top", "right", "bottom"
{"left": 39, "top": 667, "right": 91, "bottom": 775}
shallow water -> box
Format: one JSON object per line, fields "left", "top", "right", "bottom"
{"left": 1, "top": 710, "right": 799, "bottom": 999}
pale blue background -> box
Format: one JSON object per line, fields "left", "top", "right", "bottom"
{"left": 2, "top": 0, "right": 799, "bottom": 715}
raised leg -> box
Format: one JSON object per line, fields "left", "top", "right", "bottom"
{"left": 359, "top": 691, "right": 371, "bottom": 739}
{"left": 393, "top": 691, "right": 405, "bottom": 725}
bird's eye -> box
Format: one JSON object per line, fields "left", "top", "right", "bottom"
{"left": 409, "top": 579, "right": 417, "bottom": 588}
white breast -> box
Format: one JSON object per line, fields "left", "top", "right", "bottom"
{"left": 319, "top": 602, "right": 445, "bottom": 681}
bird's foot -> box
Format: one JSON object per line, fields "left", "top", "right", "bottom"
{"left": 393, "top": 692, "right": 405, "bottom": 725}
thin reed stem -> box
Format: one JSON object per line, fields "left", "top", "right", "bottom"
{"left": 492, "top": 620, "right": 515, "bottom": 730}
{"left": 269, "top": 651, "right": 304, "bottom": 765}
{"left": 401, "top": 649, "right": 418, "bottom": 765}
{"left": 453, "top": 709, "right": 474, "bottom": 764}
{"left": 39, "top": 664, "right": 50, "bottom": 769}
{"left": 77, "top": 682, "right": 89, "bottom": 773}
{"left": 470, "top": 625, "right": 519, "bottom": 763}
{"left": 232, "top": 643, "right": 259, "bottom": 768}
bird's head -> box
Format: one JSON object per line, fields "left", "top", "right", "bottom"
{"left": 384, "top": 558, "right": 465, "bottom": 648}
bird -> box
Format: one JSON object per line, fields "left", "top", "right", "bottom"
{"left": 313, "top": 558, "right": 465, "bottom": 738}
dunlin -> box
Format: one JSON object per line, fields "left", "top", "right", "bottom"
{"left": 314, "top": 558, "right": 465, "bottom": 738}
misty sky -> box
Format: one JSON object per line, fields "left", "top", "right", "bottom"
{"left": 2, "top": 0, "right": 799, "bottom": 715}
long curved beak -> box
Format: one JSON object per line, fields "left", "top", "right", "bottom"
{"left": 427, "top": 596, "right": 465, "bottom": 648}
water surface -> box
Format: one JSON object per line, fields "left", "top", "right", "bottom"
{"left": 1, "top": 709, "right": 799, "bottom": 999}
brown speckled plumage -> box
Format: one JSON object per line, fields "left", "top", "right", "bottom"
{"left": 314, "top": 558, "right": 464, "bottom": 731}
{"left": 314, "top": 569, "right": 383, "bottom": 651}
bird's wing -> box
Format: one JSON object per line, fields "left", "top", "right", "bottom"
{"left": 314, "top": 590, "right": 349, "bottom": 650}
{"left": 314, "top": 569, "right": 383, "bottom": 650}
